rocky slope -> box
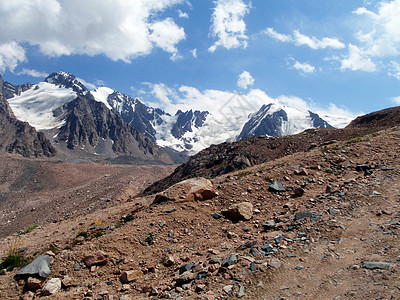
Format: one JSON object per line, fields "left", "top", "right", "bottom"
{"left": 0, "top": 123, "right": 399, "bottom": 299}
{"left": 347, "top": 105, "right": 400, "bottom": 129}
{"left": 143, "top": 105, "right": 400, "bottom": 195}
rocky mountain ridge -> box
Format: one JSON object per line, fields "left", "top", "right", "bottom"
{"left": 4, "top": 72, "right": 339, "bottom": 158}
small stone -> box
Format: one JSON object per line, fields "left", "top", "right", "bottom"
{"left": 294, "top": 211, "right": 313, "bottom": 221}
{"left": 20, "top": 291, "right": 35, "bottom": 300}
{"left": 262, "top": 221, "right": 276, "bottom": 230}
{"left": 179, "top": 263, "right": 194, "bottom": 274}
{"left": 238, "top": 285, "right": 246, "bottom": 298}
{"left": 294, "top": 169, "right": 308, "bottom": 176}
{"left": 223, "top": 284, "right": 234, "bottom": 294}
{"left": 26, "top": 277, "right": 44, "bottom": 290}
{"left": 163, "top": 255, "right": 175, "bottom": 267}
{"left": 292, "top": 187, "right": 305, "bottom": 198}
{"left": 62, "top": 275, "right": 73, "bottom": 288}
{"left": 213, "top": 212, "right": 222, "bottom": 219}
{"left": 222, "top": 202, "right": 254, "bottom": 221}
{"left": 42, "top": 278, "right": 62, "bottom": 296}
{"left": 362, "top": 261, "right": 394, "bottom": 270}
{"left": 222, "top": 253, "right": 237, "bottom": 268}
{"left": 195, "top": 284, "right": 207, "bottom": 293}
{"left": 83, "top": 251, "right": 108, "bottom": 267}
{"left": 209, "top": 257, "right": 223, "bottom": 264}
{"left": 269, "top": 181, "right": 286, "bottom": 192}
{"left": 120, "top": 269, "right": 144, "bottom": 283}
{"left": 269, "top": 258, "right": 282, "bottom": 269}
{"left": 250, "top": 262, "right": 257, "bottom": 271}
{"left": 175, "top": 271, "right": 196, "bottom": 284}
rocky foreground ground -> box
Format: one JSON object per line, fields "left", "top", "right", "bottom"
{"left": 0, "top": 126, "right": 400, "bottom": 299}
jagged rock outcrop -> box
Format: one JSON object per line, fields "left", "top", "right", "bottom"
{"left": 0, "top": 94, "right": 56, "bottom": 157}
{"left": 54, "top": 94, "right": 172, "bottom": 162}
{"left": 171, "top": 110, "right": 209, "bottom": 139}
{"left": 45, "top": 72, "right": 88, "bottom": 95}
{"left": 106, "top": 91, "right": 166, "bottom": 140}
{"left": 0, "top": 74, "right": 32, "bottom": 99}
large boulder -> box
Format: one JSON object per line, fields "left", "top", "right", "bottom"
{"left": 16, "top": 255, "right": 51, "bottom": 279}
{"left": 153, "top": 177, "right": 217, "bottom": 204}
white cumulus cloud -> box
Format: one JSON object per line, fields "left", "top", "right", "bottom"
{"left": 136, "top": 82, "right": 357, "bottom": 128}
{"left": 17, "top": 68, "right": 49, "bottom": 78}
{"left": 353, "top": 0, "right": 400, "bottom": 57}
{"left": 237, "top": 70, "right": 254, "bottom": 89}
{"left": 293, "top": 61, "right": 315, "bottom": 74}
{"left": 209, "top": 0, "right": 249, "bottom": 53}
{"left": 341, "top": 44, "right": 377, "bottom": 72}
{"left": 293, "top": 30, "right": 345, "bottom": 50}
{"left": 0, "top": 41, "right": 26, "bottom": 72}
{"left": 263, "top": 28, "right": 345, "bottom": 50}
{"left": 391, "top": 96, "right": 400, "bottom": 105}
{"left": 263, "top": 28, "right": 291, "bottom": 42}
{"left": 0, "top": 0, "right": 186, "bottom": 64}
{"left": 178, "top": 9, "right": 189, "bottom": 18}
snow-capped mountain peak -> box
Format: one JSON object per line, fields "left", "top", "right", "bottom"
{"left": 238, "top": 102, "right": 332, "bottom": 140}
{"left": 45, "top": 72, "right": 88, "bottom": 95}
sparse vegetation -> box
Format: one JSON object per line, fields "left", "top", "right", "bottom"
{"left": 77, "top": 231, "right": 88, "bottom": 239}
{"left": 145, "top": 232, "right": 155, "bottom": 244}
{"left": 0, "top": 240, "right": 30, "bottom": 273}
{"left": 21, "top": 225, "right": 39, "bottom": 235}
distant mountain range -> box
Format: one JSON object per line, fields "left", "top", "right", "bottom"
{"left": 1, "top": 71, "right": 344, "bottom": 162}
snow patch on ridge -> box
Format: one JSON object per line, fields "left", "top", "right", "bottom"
{"left": 8, "top": 82, "right": 77, "bottom": 130}
{"left": 91, "top": 87, "right": 114, "bottom": 110}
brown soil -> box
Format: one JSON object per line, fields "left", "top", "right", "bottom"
{"left": 0, "top": 127, "right": 399, "bottom": 299}
{"left": 0, "top": 154, "right": 176, "bottom": 238}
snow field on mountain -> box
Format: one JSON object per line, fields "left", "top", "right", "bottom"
{"left": 7, "top": 82, "right": 77, "bottom": 130}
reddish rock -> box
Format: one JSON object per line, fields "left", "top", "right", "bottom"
{"left": 26, "top": 277, "right": 44, "bottom": 290}
{"left": 20, "top": 291, "right": 35, "bottom": 300}
{"left": 222, "top": 202, "right": 254, "bottom": 221}
{"left": 83, "top": 251, "right": 108, "bottom": 267}
{"left": 153, "top": 178, "right": 217, "bottom": 204}
{"left": 120, "top": 269, "right": 144, "bottom": 283}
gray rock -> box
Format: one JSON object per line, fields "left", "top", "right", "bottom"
{"left": 269, "top": 181, "right": 286, "bottom": 192}
{"left": 362, "top": 261, "right": 394, "bottom": 270}
{"left": 238, "top": 285, "right": 246, "bottom": 298}
{"left": 261, "top": 243, "right": 273, "bottom": 254}
{"left": 16, "top": 255, "right": 51, "bottom": 278}
{"left": 250, "top": 262, "right": 257, "bottom": 271}
{"left": 213, "top": 212, "right": 222, "bottom": 219}
{"left": 262, "top": 221, "right": 276, "bottom": 230}
{"left": 294, "top": 211, "right": 313, "bottom": 221}
{"left": 355, "top": 164, "right": 371, "bottom": 172}
{"left": 179, "top": 263, "right": 194, "bottom": 274}
{"left": 209, "top": 257, "right": 223, "bottom": 264}
{"left": 222, "top": 253, "right": 238, "bottom": 268}
{"left": 42, "top": 278, "right": 61, "bottom": 296}
{"left": 223, "top": 284, "right": 234, "bottom": 294}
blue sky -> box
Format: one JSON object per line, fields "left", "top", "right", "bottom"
{"left": 1, "top": 0, "right": 400, "bottom": 121}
